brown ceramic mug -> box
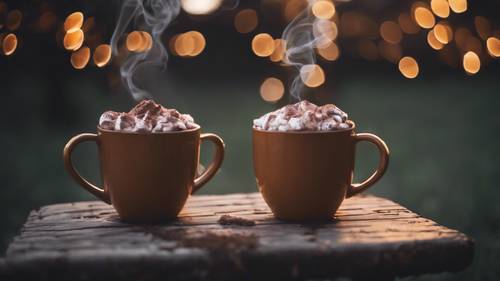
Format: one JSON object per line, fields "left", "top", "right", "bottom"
{"left": 253, "top": 121, "right": 389, "bottom": 220}
{"left": 63, "top": 126, "right": 224, "bottom": 222}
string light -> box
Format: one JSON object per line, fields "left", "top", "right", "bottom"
{"left": 318, "top": 42, "right": 340, "bottom": 61}
{"left": 414, "top": 5, "right": 436, "bottom": 29}
{"left": 6, "top": 9, "right": 22, "bottom": 31}
{"left": 64, "top": 12, "right": 84, "bottom": 33}
{"left": 449, "top": 0, "right": 467, "bottom": 14}
{"left": 63, "top": 29, "right": 84, "bottom": 51}
{"left": 184, "top": 31, "right": 206, "bottom": 57}
{"left": 430, "top": 0, "right": 450, "bottom": 18}
{"left": 2, "top": 33, "right": 17, "bottom": 55}
{"left": 234, "top": 9, "right": 258, "bottom": 34}
{"left": 252, "top": 33, "right": 275, "bottom": 57}
{"left": 311, "top": 1, "right": 336, "bottom": 20}
{"left": 427, "top": 30, "right": 444, "bottom": 50}
{"left": 70, "top": 46, "right": 90, "bottom": 69}
{"left": 398, "top": 56, "right": 419, "bottom": 78}
{"left": 270, "top": 39, "right": 286, "bottom": 62}
{"left": 433, "top": 22, "right": 453, "bottom": 44}
{"left": 486, "top": 37, "right": 500, "bottom": 57}
{"left": 93, "top": 44, "right": 112, "bottom": 67}
{"left": 463, "top": 51, "right": 480, "bottom": 74}
{"left": 260, "top": 77, "right": 285, "bottom": 102}
{"left": 380, "top": 21, "right": 402, "bottom": 44}
{"left": 300, "top": 64, "right": 325, "bottom": 88}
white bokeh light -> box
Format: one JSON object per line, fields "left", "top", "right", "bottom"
{"left": 181, "top": 0, "right": 223, "bottom": 15}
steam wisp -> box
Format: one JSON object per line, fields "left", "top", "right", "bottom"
{"left": 110, "top": 0, "right": 181, "bottom": 101}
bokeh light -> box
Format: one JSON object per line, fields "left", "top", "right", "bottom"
{"left": 2, "top": 33, "right": 17, "bottom": 55}
{"left": 70, "top": 46, "right": 90, "bottom": 69}
{"left": 312, "top": 1, "right": 336, "bottom": 20}
{"left": 317, "top": 42, "right": 340, "bottom": 61}
{"left": 398, "top": 13, "right": 420, "bottom": 34}
{"left": 260, "top": 77, "right": 285, "bottom": 103}
{"left": 284, "top": 0, "right": 308, "bottom": 22}
{"left": 486, "top": 37, "right": 500, "bottom": 57}
{"left": 184, "top": 31, "right": 206, "bottom": 57}
{"left": 126, "top": 31, "right": 152, "bottom": 53}
{"left": 433, "top": 22, "right": 453, "bottom": 44}
{"left": 181, "top": 0, "right": 222, "bottom": 15}
{"left": 93, "top": 44, "right": 112, "bottom": 67}
{"left": 313, "top": 19, "right": 338, "bottom": 48}
{"left": 234, "top": 9, "right": 258, "bottom": 34}
{"left": 474, "top": 16, "right": 491, "bottom": 40}
{"left": 64, "top": 12, "right": 84, "bottom": 33}
{"left": 300, "top": 64, "right": 325, "bottom": 88}
{"left": 427, "top": 29, "right": 444, "bottom": 50}
{"left": 430, "top": 0, "right": 450, "bottom": 18}
{"left": 454, "top": 27, "right": 471, "bottom": 50}
{"left": 463, "top": 51, "right": 480, "bottom": 74}
{"left": 63, "top": 29, "right": 84, "bottom": 51}
{"left": 380, "top": 21, "right": 402, "bottom": 44}
{"left": 398, "top": 56, "right": 419, "bottom": 78}
{"left": 449, "top": 0, "right": 467, "bottom": 13}
{"left": 174, "top": 32, "right": 195, "bottom": 56}
{"left": 252, "top": 33, "right": 275, "bottom": 57}
{"left": 464, "top": 36, "right": 482, "bottom": 55}
{"left": 6, "top": 9, "right": 22, "bottom": 31}
{"left": 414, "top": 5, "right": 436, "bottom": 29}
{"left": 270, "top": 39, "right": 286, "bottom": 62}
{"left": 378, "top": 41, "right": 402, "bottom": 63}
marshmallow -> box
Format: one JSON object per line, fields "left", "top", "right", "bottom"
{"left": 253, "top": 101, "right": 351, "bottom": 131}
{"left": 99, "top": 100, "right": 199, "bottom": 133}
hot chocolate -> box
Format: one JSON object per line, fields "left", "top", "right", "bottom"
{"left": 253, "top": 101, "right": 350, "bottom": 131}
{"left": 99, "top": 100, "right": 198, "bottom": 133}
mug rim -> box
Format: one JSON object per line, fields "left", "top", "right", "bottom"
{"left": 252, "top": 120, "right": 356, "bottom": 134}
{"left": 97, "top": 125, "right": 201, "bottom": 135}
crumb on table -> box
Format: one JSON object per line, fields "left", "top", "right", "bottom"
{"left": 218, "top": 215, "right": 256, "bottom": 226}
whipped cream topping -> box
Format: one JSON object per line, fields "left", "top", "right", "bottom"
{"left": 253, "top": 101, "right": 350, "bottom": 131}
{"left": 99, "top": 100, "right": 198, "bottom": 133}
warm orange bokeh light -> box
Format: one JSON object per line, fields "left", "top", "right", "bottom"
{"left": 378, "top": 41, "right": 402, "bottom": 63}
{"left": 300, "top": 64, "right": 325, "bottom": 88}
{"left": 430, "top": 0, "right": 450, "bottom": 18}
{"left": 64, "top": 12, "right": 84, "bottom": 33}
{"left": 454, "top": 27, "right": 471, "bottom": 50}
{"left": 184, "top": 31, "right": 206, "bottom": 57}
{"left": 414, "top": 6, "right": 435, "bottom": 29}
{"left": 398, "top": 13, "right": 420, "bottom": 35}
{"left": 313, "top": 20, "right": 338, "bottom": 48}
{"left": 463, "top": 51, "right": 480, "bottom": 74}
{"left": 126, "top": 31, "right": 153, "bottom": 53}
{"left": 427, "top": 30, "right": 444, "bottom": 50}
{"left": 449, "top": 0, "right": 467, "bottom": 13}
{"left": 70, "top": 46, "right": 90, "bottom": 69}
{"left": 380, "top": 21, "right": 402, "bottom": 44}
{"left": 2, "top": 33, "right": 18, "bottom": 55}
{"left": 270, "top": 39, "right": 286, "bottom": 62}
{"left": 174, "top": 33, "right": 195, "bottom": 56}
{"left": 398, "top": 56, "right": 419, "bottom": 79}
{"left": 252, "top": 33, "right": 275, "bottom": 57}
{"left": 93, "top": 44, "right": 112, "bottom": 67}
{"left": 234, "top": 9, "right": 258, "bottom": 34}
{"left": 6, "top": 9, "right": 22, "bottom": 31}
{"left": 260, "top": 77, "right": 285, "bottom": 103}
{"left": 318, "top": 42, "right": 340, "bottom": 61}
{"left": 63, "top": 29, "right": 84, "bottom": 51}
{"left": 433, "top": 22, "right": 452, "bottom": 44}
{"left": 486, "top": 37, "right": 500, "bottom": 57}
{"left": 474, "top": 16, "right": 491, "bottom": 40}
{"left": 284, "top": 0, "right": 308, "bottom": 22}
{"left": 312, "top": 0, "right": 336, "bottom": 20}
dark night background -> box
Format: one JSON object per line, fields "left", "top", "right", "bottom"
{"left": 1, "top": 0, "right": 499, "bottom": 280}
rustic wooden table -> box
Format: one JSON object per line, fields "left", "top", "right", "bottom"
{"left": 1, "top": 193, "right": 473, "bottom": 281}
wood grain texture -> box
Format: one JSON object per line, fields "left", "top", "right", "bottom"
{"left": 2, "top": 193, "right": 473, "bottom": 281}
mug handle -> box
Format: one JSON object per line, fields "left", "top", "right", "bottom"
{"left": 192, "top": 133, "right": 225, "bottom": 194}
{"left": 346, "top": 133, "right": 390, "bottom": 198}
{"left": 63, "top": 133, "right": 111, "bottom": 204}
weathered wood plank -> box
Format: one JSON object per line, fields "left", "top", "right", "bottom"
{"left": 2, "top": 193, "right": 473, "bottom": 281}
